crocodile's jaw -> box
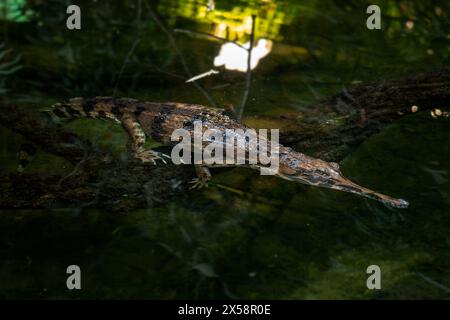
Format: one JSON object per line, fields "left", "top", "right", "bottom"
{"left": 326, "top": 174, "right": 409, "bottom": 208}
{"left": 277, "top": 166, "right": 409, "bottom": 209}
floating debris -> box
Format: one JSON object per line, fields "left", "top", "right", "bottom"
{"left": 405, "top": 20, "right": 414, "bottom": 30}
{"left": 431, "top": 108, "right": 444, "bottom": 118}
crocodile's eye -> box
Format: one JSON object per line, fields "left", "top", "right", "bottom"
{"left": 330, "top": 162, "right": 340, "bottom": 171}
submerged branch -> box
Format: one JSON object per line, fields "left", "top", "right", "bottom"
{"left": 0, "top": 103, "right": 102, "bottom": 164}
{"left": 0, "top": 102, "right": 193, "bottom": 212}
{"left": 277, "top": 68, "right": 450, "bottom": 161}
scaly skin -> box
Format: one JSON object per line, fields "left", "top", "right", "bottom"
{"left": 48, "top": 97, "right": 409, "bottom": 208}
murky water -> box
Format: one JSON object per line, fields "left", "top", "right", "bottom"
{"left": 0, "top": 0, "right": 449, "bottom": 299}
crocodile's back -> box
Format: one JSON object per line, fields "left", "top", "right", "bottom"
{"left": 49, "top": 97, "right": 241, "bottom": 144}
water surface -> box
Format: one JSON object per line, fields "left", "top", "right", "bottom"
{"left": 0, "top": 0, "right": 449, "bottom": 299}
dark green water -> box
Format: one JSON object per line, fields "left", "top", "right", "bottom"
{"left": 0, "top": 0, "right": 449, "bottom": 299}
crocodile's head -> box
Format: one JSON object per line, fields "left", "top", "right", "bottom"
{"left": 277, "top": 150, "right": 409, "bottom": 208}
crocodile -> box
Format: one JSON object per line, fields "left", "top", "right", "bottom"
{"left": 47, "top": 97, "right": 409, "bottom": 208}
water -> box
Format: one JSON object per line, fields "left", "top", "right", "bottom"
{"left": 0, "top": 0, "right": 449, "bottom": 299}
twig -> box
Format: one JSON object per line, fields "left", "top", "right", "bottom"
{"left": 113, "top": 39, "right": 140, "bottom": 96}
{"left": 238, "top": 15, "right": 256, "bottom": 121}
{"left": 186, "top": 69, "right": 219, "bottom": 83}
{"left": 146, "top": 3, "right": 217, "bottom": 107}
{"left": 174, "top": 28, "right": 247, "bottom": 50}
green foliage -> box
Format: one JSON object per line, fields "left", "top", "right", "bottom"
{"left": 0, "top": 0, "right": 33, "bottom": 22}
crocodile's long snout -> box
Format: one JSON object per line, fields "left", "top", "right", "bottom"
{"left": 331, "top": 173, "right": 409, "bottom": 209}
{"left": 277, "top": 151, "right": 409, "bottom": 208}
